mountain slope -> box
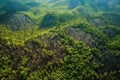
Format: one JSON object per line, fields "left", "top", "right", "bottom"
{"left": 0, "top": 1, "right": 29, "bottom": 13}
{"left": 0, "top": 13, "right": 34, "bottom": 30}
{"left": 0, "top": 0, "right": 120, "bottom": 80}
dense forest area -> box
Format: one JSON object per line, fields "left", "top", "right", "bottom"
{"left": 0, "top": 0, "right": 120, "bottom": 80}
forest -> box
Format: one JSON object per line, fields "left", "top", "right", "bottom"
{"left": 0, "top": 0, "right": 120, "bottom": 80}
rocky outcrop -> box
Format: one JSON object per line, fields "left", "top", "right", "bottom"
{"left": 77, "top": 7, "right": 89, "bottom": 14}
{"left": 103, "top": 28, "right": 117, "bottom": 38}
{"left": 0, "top": 13, "right": 34, "bottom": 30}
{"left": 92, "top": 18, "right": 105, "bottom": 26}
{"left": 65, "top": 27, "right": 97, "bottom": 47}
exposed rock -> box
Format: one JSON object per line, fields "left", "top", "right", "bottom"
{"left": 103, "top": 28, "right": 117, "bottom": 37}
{"left": 65, "top": 27, "right": 96, "bottom": 47}
{"left": 0, "top": 13, "right": 34, "bottom": 30}
{"left": 92, "top": 18, "right": 105, "bottom": 26}
{"left": 77, "top": 7, "right": 89, "bottom": 14}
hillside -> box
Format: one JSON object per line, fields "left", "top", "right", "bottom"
{"left": 0, "top": 0, "right": 120, "bottom": 80}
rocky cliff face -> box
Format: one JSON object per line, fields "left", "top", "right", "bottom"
{"left": 65, "top": 27, "right": 97, "bottom": 47}
{"left": 0, "top": 13, "right": 34, "bottom": 30}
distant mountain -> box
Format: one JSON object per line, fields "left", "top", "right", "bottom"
{"left": 68, "top": 0, "right": 85, "bottom": 9}
{"left": 0, "top": 0, "right": 120, "bottom": 80}
{"left": 0, "top": 0, "right": 120, "bottom": 30}
{"left": 0, "top": 13, "right": 34, "bottom": 30}
{"left": 0, "top": 1, "right": 29, "bottom": 13}
{"left": 0, "top": 0, "right": 11, "bottom": 8}
{"left": 25, "top": 2, "right": 40, "bottom": 7}
{"left": 66, "top": 0, "right": 120, "bottom": 12}
{"left": 90, "top": 0, "right": 120, "bottom": 12}
{"left": 1, "top": 0, "right": 119, "bottom": 12}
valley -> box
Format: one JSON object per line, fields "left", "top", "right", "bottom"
{"left": 0, "top": 0, "right": 120, "bottom": 80}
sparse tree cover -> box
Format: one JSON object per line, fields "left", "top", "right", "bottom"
{"left": 0, "top": 0, "right": 120, "bottom": 80}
